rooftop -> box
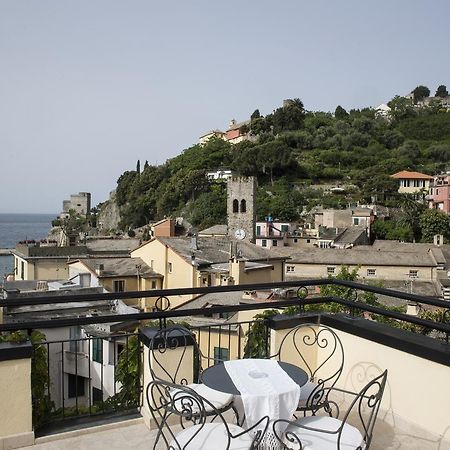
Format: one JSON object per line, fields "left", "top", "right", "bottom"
{"left": 70, "top": 257, "right": 163, "bottom": 279}
{"left": 274, "top": 246, "right": 438, "bottom": 267}
{"left": 391, "top": 170, "right": 434, "bottom": 180}
{"left": 156, "top": 236, "right": 286, "bottom": 266}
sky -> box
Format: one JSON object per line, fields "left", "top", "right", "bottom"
{"left": 1, "top": 0, "right": 450, "bottom": 214}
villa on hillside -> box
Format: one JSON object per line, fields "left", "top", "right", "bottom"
{"left": 198, "top": 119, "right": 254, "bottom": 145}
{"left": 391, "top": 170, "right": 433, "bottom": 199}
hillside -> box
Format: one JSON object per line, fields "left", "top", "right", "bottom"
{"left": 113, "top": 96, "right": 450, "bottom": 233}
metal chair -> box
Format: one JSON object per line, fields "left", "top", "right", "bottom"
{"left": 147, "top": 325, "right": 234, "bottom": 418}
{"left": 147, "top": 378, "right": 269, "bottom": 450}
{"left": 270, "top": 323, "right": 345, "bottom": 415}
{"left": 271, "top": 369, "right": 388, "bottom": 449}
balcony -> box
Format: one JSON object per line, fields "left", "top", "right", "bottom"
{"left": 1, "top": 280, "right": 450, "bottom": 449}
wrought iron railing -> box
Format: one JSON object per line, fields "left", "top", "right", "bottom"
{"left": 32, "top": 332, "right": 141, "bottom": 435}
{"left": 2, "top": 279, "right": 450, "bottom": 433}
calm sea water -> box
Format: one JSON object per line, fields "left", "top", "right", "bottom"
{"left": 0, "top": 213, "right": 55, "bottom": 280}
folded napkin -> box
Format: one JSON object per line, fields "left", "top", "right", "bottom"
{"left": 224, "top": 359, "right": 300, "bottom": 447}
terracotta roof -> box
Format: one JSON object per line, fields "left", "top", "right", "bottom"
{"left": 391, "top": 171, "right": 433, "bottom": 180}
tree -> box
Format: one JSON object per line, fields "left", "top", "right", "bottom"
{"left": 60, "top": 210, "right": 87, "bottom": 242}
{"left": 398, "top": 194, "right": 426, "bottom": 241}
{"left": 419, "top": 209, "right": 450, "bottom": 242}
{"left": 250, "top": 109, "right": 261, "bottom": 120}
{"left": 435, "top": 85, "right": 448, "bottom": 98}
{"left": 136, "top": 159, "right": 140, "bottom": 174}
{"left": 334, "top": 105, "right": 349, "bottom": 120}
{"left": 387, "top": 96, "right": 416, "bottom": 121}
{"left": 244, "top": 310, "right": 279, "bottom": 358}
{"left": 108, "top": 335, "right": 140, "bottom": 408}
{"left": 398, "top": 140, "right": 420, "bottom": 161}
{"left": 271, "top": 98, "right": 305, "bottom": 134}
{"left": 412, "top": 85, "right": 430, "bottom": 103}
{"left": 427, "top": 143, "right": 450, "bottom": 162}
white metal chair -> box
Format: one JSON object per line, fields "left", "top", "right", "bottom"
{"left": 148, "top": 325, "right": 234, "bottom": 418}
{"left": 270, "top": 323, "right": 345, "bottom": 415}
{"left": 147, "top": 379, "right": 269, "bottom": 450}
{"left": 272, "top": 369, "right": 388, "bottom": 449}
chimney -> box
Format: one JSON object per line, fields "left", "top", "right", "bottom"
{"left": 191, "top": 234, "right": 198, "bottom": 251}
{"left": 96, "top": 264, "right": 104, "bottom": 277}
{"left": 406, "top": 303, "right": 419, "bottom": 316}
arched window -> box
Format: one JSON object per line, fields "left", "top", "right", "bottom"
{"left": 240, "top": 199, "right": 246, "bottom": 213}
{"left": 233, "top": 199, "right": 239, "bottom": 213}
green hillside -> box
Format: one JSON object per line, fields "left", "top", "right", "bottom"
{"left": 114, "top": 95, "right": 450, "bottom": 235}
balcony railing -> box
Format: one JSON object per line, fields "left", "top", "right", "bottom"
{"left": 1, "top": 279, "right": 450, "bottom": 444}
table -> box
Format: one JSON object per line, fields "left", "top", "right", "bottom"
{"left": 201, "top": 359, "right": 309, "bottom": 449}
{"left": 201, "top": 359, "right": 308, "bottom": 395}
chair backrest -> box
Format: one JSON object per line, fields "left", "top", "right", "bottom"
{"left": 148, "top": 325, "right": 201, "bottom": 385}
{"left": 271, "top": 369, "right": 388, "bottom": 449}
{"left": 146, "top": 379, "right": 229, "bottom": 449}
{"left": 340, "top": 369, "right": 388, "bottom": 448}
{"left": 147, "top": 379, "right": 267, "bottom": 450}
{"left": 272, "top": 323, "right": 344, "bottom": 384}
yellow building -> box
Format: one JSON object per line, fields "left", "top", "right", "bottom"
{"left": 68, "top": 257, "right": 163, "bottom": 309}
{"left": 131, "top": 236, "right": 287, "bottom": 308}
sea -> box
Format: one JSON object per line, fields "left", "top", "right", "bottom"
{"left": 0, "top": 213, "right": 55, "bottom": 281}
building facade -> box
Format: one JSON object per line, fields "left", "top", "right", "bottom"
{"left": 427, "top": 173, "right": 450, "bottom": 215}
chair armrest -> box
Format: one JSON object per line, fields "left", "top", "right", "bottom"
{"left": 231, "top": 415, "right": 270, "bottom": 447}
{"left": 273, "top": 418, "right": 341, "bottom": 436}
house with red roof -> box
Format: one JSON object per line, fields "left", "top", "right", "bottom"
{"left": 391, "top": 171, "right": 433, "bottom": 198}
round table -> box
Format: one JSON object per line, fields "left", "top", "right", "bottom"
{"left": 201, "top": 359, "right": 309, "bottom": 396}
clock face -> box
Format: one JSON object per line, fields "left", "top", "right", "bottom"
{"left": 234, "top": 228, "right": 246, "bottom": 240}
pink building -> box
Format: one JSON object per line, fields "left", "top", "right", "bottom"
{"left": 428, "top": 173, "right": 450, "bottom": 214}
{"left": 255, "top": 216, "right": 297, "bottom": 249}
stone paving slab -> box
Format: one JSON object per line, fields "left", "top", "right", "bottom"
{"left": 15, "top": 418, "right": 449, "bottom": 450}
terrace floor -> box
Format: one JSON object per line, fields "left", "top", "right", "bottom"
{"left": 16, "top": 416, "right": 450, "bottom": 450}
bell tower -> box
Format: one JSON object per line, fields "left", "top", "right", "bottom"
{"left": 227, "top": 176, "right": 256, "bottom": 243}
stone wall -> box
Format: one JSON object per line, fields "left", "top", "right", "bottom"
{"left": 227, "top": 176, "right": 256, "bottom": 243}
{"left": 98, "top": 191, "right": 121, "bottom": 232}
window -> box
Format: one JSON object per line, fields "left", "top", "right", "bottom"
{"left": 69, "top": 326, "right": 82, "bottom": 352}
{"left": 353, "top": 218, "right": 360, "bottom": 225}
{"left": 272, "top": 240, "right": 278, "bottom": 247}
{"left": 409, "top": 270, "right": 418, "bottom": 278}
{"left": 256, "top": 225, "right": 261, "bottom": 235}
{"left": 92, "top": 387, "right": 103, "bottom": 404}
{"left": 293, "top": 238, "right": 298, "bottom": 243}
{"left": 320, "top": 241, "right": 330, "bottom": 248}
{"left": 286, "top": 266, "right": 295, "bottom": 273}
{"left": 232, "top": 199, "right": 239, "bottom": 213}
{"left": 68, "top": 374, "right": 85, "bottom": 398}
{"left": 367, "top": 269, "right": 376, "bottom": 277}
{"left": 151, "top": 280, "right": 157, "bottom": 289}
{"left": 113, "top": 280, "right": 125, "bottom": 292}
{"left": 261, "top": 239, "right": 267, "bottom": 247}
{"left": 306, "top": 239, "right": 310, "bottom": 243}
{"left": 168, "top": 262, "right": 173, "bottom": 273}
{"left": 327, "top": 267, "right": 335, "bottom": 275}
{"left": 281, "top": 225, "right": 289, "bottom": 233}
{"left": 213, "top": 347, "right": 229, "bottom": 364}
{"left": 240, "top": 199, "right": 246, "bottom": 213}
{"left": 92, "top": 338, "right": 103, "bottom": 364}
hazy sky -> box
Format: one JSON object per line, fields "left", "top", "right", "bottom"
{"left": 1, "top": 1, "right": 449, "bottom": 214}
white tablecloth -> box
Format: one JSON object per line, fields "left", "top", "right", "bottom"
{"left": 224, "top": 359, "right": 300, "bottom": 448}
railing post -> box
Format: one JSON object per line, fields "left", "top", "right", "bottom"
{"left": 0, "top": 341, "right": 34, "bottom": 449}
